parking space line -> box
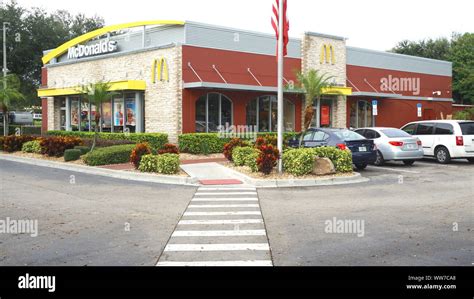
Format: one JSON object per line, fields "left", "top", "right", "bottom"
{"left": 194, "top": 192, "right": 258, "bottom": 196}
{"left": 367, "top": 166, "right": 420, "bottom": 174}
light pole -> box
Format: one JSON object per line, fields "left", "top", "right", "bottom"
{"left": 2, "top": 22, "right": 10, "bottom": 136}
{"left": 2, "top": 22, "right": 9, "bottom": 85}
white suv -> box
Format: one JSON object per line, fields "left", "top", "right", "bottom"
{"left": 400, "top": 120, "right": 474, "bottom": 164}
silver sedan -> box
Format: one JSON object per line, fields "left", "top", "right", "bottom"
{"left": 354, "top": 127, "right": 424, "bottom": 166}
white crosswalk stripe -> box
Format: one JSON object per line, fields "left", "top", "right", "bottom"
{"left": 157, "top": 186, "right": 273, "bottom": 267}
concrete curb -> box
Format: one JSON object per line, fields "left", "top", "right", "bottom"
{"left": 0, "top": 154, "right": 200, "bottom": 187}
{"left": 212, "top": 163, "right": 370, "bottom": 188}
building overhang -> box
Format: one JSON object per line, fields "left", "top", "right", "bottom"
{"left": 184, "top": 82, "right": 352, "bottom": 96}
{"left": 351, "top": 92, "right": 403, "bottom": 98}
{"left": 37, "top": 80, "right": 146, "bottom": 97}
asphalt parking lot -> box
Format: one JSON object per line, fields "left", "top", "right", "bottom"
{"left": 259, "top": 159, "right": 473, "bottom": 266}
{"left": 1, "top": 158, "right": 472, "bottom": 266}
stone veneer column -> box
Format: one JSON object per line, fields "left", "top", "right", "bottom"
{"left": 334, "top": 95, "right": 347, "bottom": 129}
{"left": 301, "top": 32, "right": 348, "bottom": 129}
{"left": 47, "top": 98, "right": 55, "bottom": 131}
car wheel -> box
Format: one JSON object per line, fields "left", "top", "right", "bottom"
{"left": 403, "top": 160, "right": 415, "bottom": 166}
{"left": 373, "top": 150, "right": 385, "bottom": 166}
{"left": 355, "top": 163, "right": 368, "bottom": 170}
{"left": 467, "top": 158, "right": 474, "bottom": 163}
{"left": 435, "top": 146, "right": 451, "bottom": 164}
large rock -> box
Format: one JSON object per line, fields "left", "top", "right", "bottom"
{"left": 313, "top": 157, "right": 336, "bottom": 175}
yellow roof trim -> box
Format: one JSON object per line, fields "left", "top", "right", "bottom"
{"left": 322, "top": 86, "right": 352, "bottom": 96}
{"left": 37, "top": 80, "right": 146, "bottom": 97}
{"left": 42, "top": 20, "right": 185, "bottom": 65}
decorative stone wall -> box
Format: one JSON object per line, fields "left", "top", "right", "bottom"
{"left": 46, "top": 45, "right": 183, "bottom": 142}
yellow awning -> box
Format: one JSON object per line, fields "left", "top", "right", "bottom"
{"left": 321, "top": 86, "right": 352, "bottom": 96}
{"left": 37, "top": 80, "right": 146, "bottom": 97}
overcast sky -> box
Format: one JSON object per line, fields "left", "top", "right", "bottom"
{"left": 12, "top": 0, "right": 474, "bottom": 51}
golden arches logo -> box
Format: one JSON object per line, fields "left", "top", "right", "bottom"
{"left": 320, "top": 44, "right": 336, "bottom": 65}
{"left": 151, "top": 58, "right": 169, "bottom": 83}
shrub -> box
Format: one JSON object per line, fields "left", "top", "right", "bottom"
{"left": 2, "top": 135, "right": 36, "bottom": 152}
{"left": 83, "top": 144, "right": 136, "bottom": 166}
{"left": 138, "top": 155, "right": 159, "bottom": 173}
{"left": 156, "top": 154, "right": 180, "bottom": 174}
{"left": 40, "top": 136, "right": 83, "bottom": 157}
{"left": 223, "top": 138, "right": 248, "bottom": 161}
{"left": 138, "top": 154, "right": 180, "bottom": 175}
{"left": 74, "top": 146, "right": 90, "bottom": 155}
{"left": 46, "top": 131, "right": 168, "bottom": 150}
{"left": 178, "top": 133, "right": 230, "bottom": 154}
{"left": 64, "top": 149, "right": 82, "bottom": 162}
{"left": 256, "top": 144, "right": 280, "bottom": 175}
{"left": 130, "top": 143, "right": 152, "bottom": 169}
{"left": 81, "top": 138, "right": 135, "bottom": 148}
{"left": 232, "top": 146, "right": 255, "bottom": 166}
{"left": 282, "top": 148, "right": 315, "bottom": 176}
{"left": 22, "top": 140, "right": 42, "bottom": 154}
{"left": 245, "top": 148, "right": 260, "bottom": 172}
{"left": 158, "top": 143, "right": 179, "bottom": 155}
{"left": 308, "top": 147, "right": 353, "bottom": 173}
{"left": 0, "top": 136, "right": 3, "bottom": 151}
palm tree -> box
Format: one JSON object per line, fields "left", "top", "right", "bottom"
{"left": 0, "top": 74, "right": 25, "bottom": 136}
{"left": 295, "top": 69, "right": 335, "bottom": 146}
{"left": 78, "top": 81, "right": 117, "bottom": 152}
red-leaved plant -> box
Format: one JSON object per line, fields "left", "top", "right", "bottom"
{"left": 223, "top": 138, "right": 247, "bottom": 161}
{"left": 158, "top": 143, "right": 179, "bottom": 155}
{"left": 130, "top": 142, "right": 151, "bottom": 169}
{"left": 256, "top": 143, "right": 280, "bottom": 175}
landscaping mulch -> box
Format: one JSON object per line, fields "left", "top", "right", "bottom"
{"left": 221, "top": 161, "right": 355, "bottom": 180}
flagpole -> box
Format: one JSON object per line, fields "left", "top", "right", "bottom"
{"left": 277, "top": 0, "right": 284, "bottom": 173}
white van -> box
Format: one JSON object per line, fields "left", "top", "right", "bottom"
{"left": 400, "top": 120, "right": 474, "bottom": 164}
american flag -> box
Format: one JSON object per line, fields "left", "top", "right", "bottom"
{"left": 271, "top": 0, "right": 290, "bottom": 57}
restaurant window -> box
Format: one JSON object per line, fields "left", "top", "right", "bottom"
{"left": 246, "top": 96, "right": 295, "bottom": 132}
{"left": 349, "top": 100, "right": 373, "bottom": 128}
{"left": 195, "top": 93, "right": 233, "bottom": 133}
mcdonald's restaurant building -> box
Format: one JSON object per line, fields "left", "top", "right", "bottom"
{"left": 38, "top": 21, "right": 453, "bottom": 143}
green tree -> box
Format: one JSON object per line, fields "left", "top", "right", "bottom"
{"left": 0, "top": 1, "right": 104, "bottom": 109}
{"left": 450, "top": 33, "right": 474, "bottom": 104}
{"left": 0, "top": 74, "right": 25, "bottom": 136}
{"left": 78, "top": 82, "right": 117, "bottom": 151}
{"left": 391, "top": 33, "right": 474, "bottom": 104}
{"left": 294, "top": 69, "right": 335, "bottom": 146}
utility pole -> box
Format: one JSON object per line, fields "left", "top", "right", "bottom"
{"left": 2, "top": 22, "right": 10, "bottom": 136}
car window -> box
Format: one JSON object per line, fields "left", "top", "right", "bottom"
{"left": 313, "top": 131, "right": 329, "bottom": 141}
{"left": 459, "top": 122, "right": 474, "bottom": 135}
{"left": 333, "top": 130, "right": 365, "bottom": 141}
{"left": 380, "top": 129, "right": 411, "bottom": 138}
{"left": 303, "top": 131, "right": 314, "bottom": 141}
{"left": 415, "top": 123, "right": 435, "bottom": 135}
{"left": 354, "top": 129, "right": 365, "bottom": 137}
{"left": 401, "top": 124, "right": 417, "bottom": 135}
{"left": 434, "top": 123, "right": 454, "bottom": 135}
{"left": 364, "top": 129, "right": 381, "bottom": 139}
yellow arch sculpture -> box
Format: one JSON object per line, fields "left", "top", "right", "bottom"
{"left": 42, "top": 20, "right": 185, "bottom": 65}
